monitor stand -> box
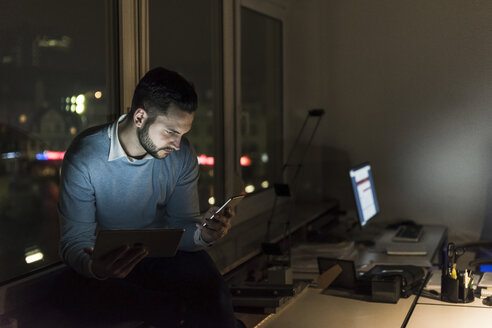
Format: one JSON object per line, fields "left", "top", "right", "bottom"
{"left": 357, "top": 225, "right": 447, "bottom": 266}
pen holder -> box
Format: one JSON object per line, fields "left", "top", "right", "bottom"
{"left": 441, "top": 272, "right": 474, "bottom": 303}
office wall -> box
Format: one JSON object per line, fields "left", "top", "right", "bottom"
{"left": 284, "top": 0, "right": 492, "bottom": 241}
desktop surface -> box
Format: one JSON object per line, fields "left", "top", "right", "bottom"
{"left": 405, "top": 269, "right": 492, "bottom": 327}
{"left": 258, "top": 269, "right": 490, "bottom": 328}
{"left": 257, "top": 287, "right": 416, "bottom": 328}
{"left": 406, "top": 302, "right": 491, "bottom": 327}
{"left": 259, "top": 223, "right": 492, "bottom": 328}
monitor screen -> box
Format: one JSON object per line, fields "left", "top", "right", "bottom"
{"left": 349, "top": 162, "right": 380, "bottom": 227}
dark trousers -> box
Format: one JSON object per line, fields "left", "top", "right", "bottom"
{"left": 54, "top": 250, "right": 239, "bottom": 328}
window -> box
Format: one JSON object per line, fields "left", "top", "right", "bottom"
{"left": 148, "top": 0, "right": 224, "bottom": 210}
{"left": 240, "top": 7, "right": 283, "bottom": 195}
{"left": 0, "top": 0, "right": 117, "bottom": 283}
{"left": 0, "top": 0, "right": 285, "bottom": 284}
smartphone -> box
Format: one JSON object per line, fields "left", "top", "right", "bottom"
{"left": 202, "top": 195, "right": 245, "bottom": 227}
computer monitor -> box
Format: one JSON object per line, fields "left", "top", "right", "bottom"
{"left": 349, "top": 162, "right": 380, "bottom": 227}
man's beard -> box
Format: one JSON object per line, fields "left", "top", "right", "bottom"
{"left": 137, "top": 121, "right": 173, "bottom": 159}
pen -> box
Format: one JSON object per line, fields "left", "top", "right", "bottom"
{"left": 451, "top": 264, "right": 457, "bottom": 280}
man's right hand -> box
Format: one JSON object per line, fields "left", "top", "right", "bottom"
{"left": 84, "top": 245, "right": 149, "bottom": 279}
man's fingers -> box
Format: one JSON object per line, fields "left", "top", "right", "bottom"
{"left": 204, "top": 206, "right": 218, "bottom": 219}
{"left": 202, "top": 213, "right": 231, "bottom": 231}
{"left": 112, "top": 248, "right": 148, "bottom": 278}
{"left": 203, "top": 218, "right": 223, "bottom": 231}
{"left": 91, "top": 245, "right": 148, "bottom": 279}
{"left": 198, "top": 204, "right": 233, "bottom": 244}
{"left": 94, "top": 244, "right": 129, "bottom": 261}
{"left": 200, "top": 222, "right": 227, "bottom": 240}
{"left": 104, "top": 245, "right": 131, "bottom": 265}
{"left": 123, "top": 250, "right": 149, "bottom": 275}
{"left": 223, "top": 206, "right": 235, "bottom": 218}
{"left": 206, "top": 212, "right": 231, "bottom": 228}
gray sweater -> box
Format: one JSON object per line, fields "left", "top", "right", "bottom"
{"left": 58, "top": 115, "right": 206, "bottom": 278}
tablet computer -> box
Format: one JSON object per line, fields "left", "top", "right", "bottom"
{"left": 93, "top": 228, "right": 184, "bottom": 259}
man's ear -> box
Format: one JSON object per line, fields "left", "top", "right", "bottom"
{"left": 133, "top": 108, "right": 147, "bottom": 128}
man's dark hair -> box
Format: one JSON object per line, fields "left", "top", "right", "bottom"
{"left": 130, "top": 67, "right": 198, "bottom": 121}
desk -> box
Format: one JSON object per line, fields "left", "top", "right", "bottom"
{"left": 406, "top": 304, "right": 491, "bottom": 327}
{"left": 255, "top": 225, "right": 464, "bottom": 327}
{"left": 256, "top": 287, "right": 492, "bottom": 328}
{"left": 406, "top": 274, "right": 492, "bottom": 327}
{"left": 256, "top": 287, "right": 416, "bottom": 328}
{"left": 255, "top": 283, "right": 492, "bottom": 328}
{"left": 253, "top": 225, "right": 492, "bottom": 327}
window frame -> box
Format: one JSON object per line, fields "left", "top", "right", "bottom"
{"left": 230, "top": 0, "right": 286, "bottom": 226}
{"left": 119, "top": 0, "right": 149, "bottom": 113}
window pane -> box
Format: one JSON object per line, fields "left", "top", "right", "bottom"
{"left": 241, "top": 8, "right": 283, "bottom": 194}
{"left": 0, "top": 1, "right": 116, "bottom": 282}
{"left": 149, "top": 0, "right": 223, "bottom": 210}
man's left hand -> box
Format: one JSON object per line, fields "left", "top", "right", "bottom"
{"left": 197, "top": 206, "right": 234, "bottom": 243}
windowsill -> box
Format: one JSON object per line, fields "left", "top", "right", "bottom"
{"left": 231, "top": 187, "right": 279, "bottom": 228}
{"left": 0, "top": 263, "right": 65, "bottom": 316}
{"left": 208, "top": 198, "right": 339, "bottom": 275}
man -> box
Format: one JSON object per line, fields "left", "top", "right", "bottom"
{"left": 57, "top": 67, "right": 243, "bottom": 327}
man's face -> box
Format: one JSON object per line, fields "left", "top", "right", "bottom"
{"left": 137, "top": 104, "right": 194, "bottom": 159}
